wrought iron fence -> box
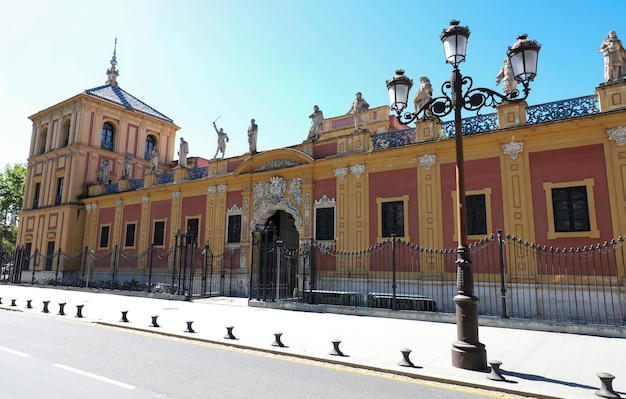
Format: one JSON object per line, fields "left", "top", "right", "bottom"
{"left": 249, "top": 232, "right": 625, "bottom": 326}
{"left": 7, "top": 243, "right": 242, "bottom": 299}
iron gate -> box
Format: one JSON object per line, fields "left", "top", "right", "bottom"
{"left": 250, "top": 223, "right": 303, "bottom": 301}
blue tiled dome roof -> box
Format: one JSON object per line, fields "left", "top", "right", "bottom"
{"left": 85, "top": 84, "right": 174, "bottom": 123}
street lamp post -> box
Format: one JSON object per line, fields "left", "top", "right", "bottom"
{"left": 386, "top": 20, "right": 540, "bottom": 370}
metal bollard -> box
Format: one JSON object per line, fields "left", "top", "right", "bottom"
{"left": 185, "top": 321, "right": 195, "bottom": 333}
{"left": 224, "top": 326, "right": 236, "bottom": 340}
{"left": 120, "top": 311, "right": 129, "bottom": 323}
{"left": 487, "top": 360, "right": 506, "bottom": 381}
{"left": 42, "top": 301, "right": 50, "bottom": 313}
{"left": 150, "top": 315, "right": 159, "bottom": 328}
{"left": 10, "top": 299, "right": 17, "bottom": 307}
{"left": 26, "top": 300, "right": 33, "bottom": 309}
{"left": 75, "top": 305, "right": 84, "bottom": 318}
{"left": 58, "top": 303, "right": 66, "bottom": 316}
{"left": 596, "top": 372, "right": 621, "bottom": 398}
{"left": 398, "top": 348, "right": 415, "bottom": 367}
{"left": 329, "top": 339, "right": 345, "bottom": 356}
{"left": 272, "top": 332, "right": 285, "bottom": 348}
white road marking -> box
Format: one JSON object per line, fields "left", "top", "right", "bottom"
{"left": 0, "top": 345, "right": 32, "bottom": 358}
{"left": 53, "top": 363, "right": 136, "bottom": 390}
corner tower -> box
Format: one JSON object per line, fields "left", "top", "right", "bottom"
{"left": 17, "top": 41, "right": 180, "bottom": 274}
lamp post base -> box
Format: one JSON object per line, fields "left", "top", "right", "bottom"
{"left": 451, "top": 294, "right": 487, "bottom": 370}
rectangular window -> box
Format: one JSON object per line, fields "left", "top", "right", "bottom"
{"left": 381, "top": 201, "right": 404, "bottom": 238}
{"left": 124, "top": 223, "right": 136, "bottom": 248}
{"left": 99, "top": 225, "right": 110, "bottom": 249}
{"left": 227, "top": 214, "right": 242, "bottom": 243}
{"left": 552, "top": 186, "right": 590, "bottom": 232}
{"left": 55, "top": 177, "right": 64, "bottom": 206}
{"left": 33, "top": 183, "right": 41, "bottom": 209}
{"left": 186, "top": 218, "right": 199, "bottom": 245}
{"left": 466, "top": 194, "right": 487, "bottom": 236}
{"left": 315, "top": 207, "right": 335, "bottom": 240}
{"left": 543, "top": 179, "right": 599, "bottom": 239}
{"left": 153, "top": 221, "right": 165, "bottom": 246}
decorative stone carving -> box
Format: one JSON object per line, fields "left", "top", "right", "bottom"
{"left": 217, "top": 184, "right": 227, "bottom": 195}
{"left": 304, "top": 192, "right": 311, "bottom": 233}
{"left": 172, "top": 191, "right": 181, "bottom": 200}
{"left": 226, "top": 204, "right": 241, "bottom": 215}
{"left": 115, "top": 199, "right": 122, "bottom": 208}
{"left": 142, "top": 195, "right": 150, "bottom": 204}
{"left": 86, "top": 204, "right": 93, "bottom": 212}
{"left": 254, "top": 159, "right": 300, "bottom": 173}
{"left": 314, "top": 194, "right": 336, "bottom": 207}
{"left": 250, "top": 198, "right": 303, "bottom": 234}
{"left": 265, "top": 176, "right": 287, "bottom": 203}
{"left": 418, "top": 154, "right": 436, "bottom": 170}
{"left": 502, "top": 141, "right": 524, "bottom": 160}
{"left": 608, "top": 126, "right": 626, "bottom": 146}
{"left": 253, "top": 183, "right": 265, "bottom": 210}
{"left": 334, "top": 166, "right": 348, "bottom": 182}
{"left": 207, "top": 185, "right": 217, "bottom": 195}
{"left": 243, "top": 199, "right": 249, "bottom": 231}
{"left": 289, "top": 178, "right": 302, "bottom": 206}
{"left": 350, "top": 164, "right": 365, "bottom": 179}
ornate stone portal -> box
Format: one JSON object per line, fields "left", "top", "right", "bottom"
{"left": 250, "top": 176, "right": 304, "bottom": 234}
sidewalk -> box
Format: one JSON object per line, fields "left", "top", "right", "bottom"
{"left": 0, "top": 284, "right": 624, "bottom": 399}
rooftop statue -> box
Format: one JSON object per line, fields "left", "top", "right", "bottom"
{"left": 346, "top": 92, "right": 369, "bottom": 131}
{"left": 307, "top": 105, "right": 324, "bottom": 141}
{"left": 599, "top": 30, "right": 626, "bottom": 82}
{"left": 178, "top": 137, "right": 189, "bottom": 167}
{"left": 248, "top": 119, "right": 258, "bottom": 155}
{"left": 413, "top": 77, "right": 433, "bottom": 117}
{"left": 212, "top": 121, "right": 230, "bottom": 160}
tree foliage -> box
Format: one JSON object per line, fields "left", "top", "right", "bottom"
{"left": 0, "top": 163, "right": 27, "bottom": 255}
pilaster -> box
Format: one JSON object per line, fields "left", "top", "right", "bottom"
{"left": 416, "top": 153, "right": 444, "bottom": 277}
{"left": 500, "top": 140, "right": 536, "bottom": 281}
{"left": 139, "top": 195, "right": 150, "bottom": 252}
{"left": 113, "top": 199, "right": 123, "bottom": 248}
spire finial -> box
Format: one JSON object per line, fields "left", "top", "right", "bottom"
{"left": 106, "top": 37, "right": 119, "bottom": 86}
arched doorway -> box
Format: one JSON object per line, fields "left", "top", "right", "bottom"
{"left": 265, "top": 210, "right": 298, "bottom": 250}
{"left": 252, "top": 210, "right": 302, "bottom": 301}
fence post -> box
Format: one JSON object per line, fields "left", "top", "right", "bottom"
{"left": 147, "top": 244, "right": 154, "bottom": 293}
{"left": 80, "top": 247, "right": 88, "bottom": 287}
{"left": 111, "top": 245, "right": 118, "bottom": 290}
{"left": 392, "top": 235, "right": 398, "bottom": 310}
{"left": 497, "top": 230, "right": 509, "bottom": 319}
{"left": 31, "top": 249, "right": 38, "bottom": 284}
{"left": 276, "top": 240, "right": 283, "bottom": 301}
{"left": 309, "top": 238, "right": 316, "bottom": 303}
{"left": 249, "top": 229, "right": 256, "bottom": 300}
{"left": 187, "top": 240, "right": 196, "bottom": 300}
{"left": 201, "top": 244, "right": 208, "bottom": 297}
{"left": 172, "top": 230, "right": 180, "bottom": 295}
{"left": 54, "top": 248, "right": 61, "bottom": 286}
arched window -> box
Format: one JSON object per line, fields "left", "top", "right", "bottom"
{"left": 144, "top": 135, "right": 156, "bottom": 160}
{"left": 61, "top": 119, "right": 71, "bottom": 147}
{"left": 101, "top": 122, "right": 115, "bottom": 151}
{"left": 40, "top": 127, "right": 48, "bottom": 155}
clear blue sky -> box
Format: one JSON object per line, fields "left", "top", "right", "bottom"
{"left": 2, "top": 0, "right": 625, "bottom": 168}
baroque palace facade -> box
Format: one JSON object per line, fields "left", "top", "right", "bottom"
{"left": 15, "top": 49, "right": 626, "bottom": 289}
